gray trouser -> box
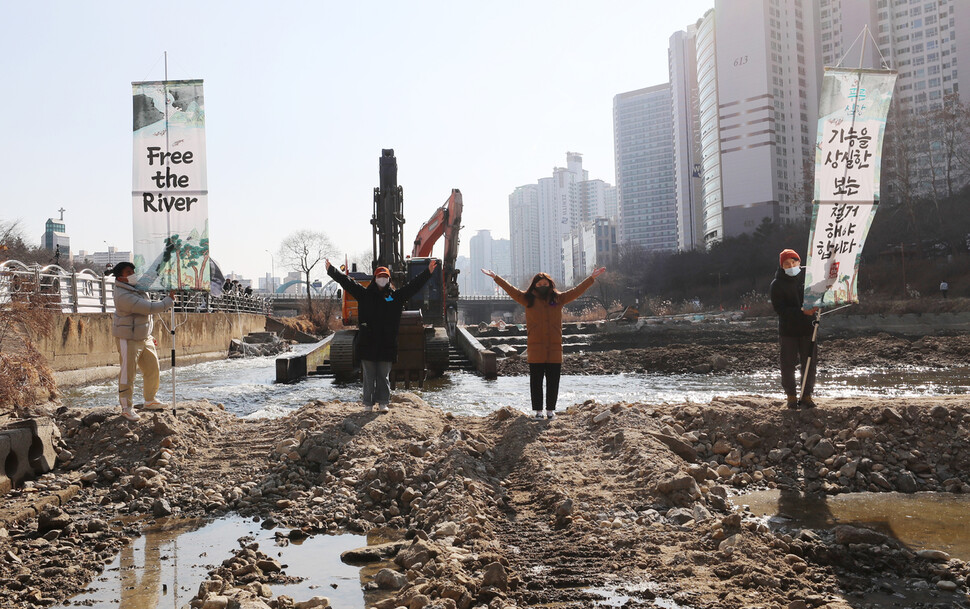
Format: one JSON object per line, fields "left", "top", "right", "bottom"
{"left": 779, "top": 336, "right": 817, "bottom": 397}
{"left": 361, "top": 360, "right": 393, "bottom": 406}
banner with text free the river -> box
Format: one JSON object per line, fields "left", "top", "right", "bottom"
{"left": 804, "top": 68, "right": 897, "bottom": 308}
{"left": 131, "top": 79, "right": 209, "bottom": 292}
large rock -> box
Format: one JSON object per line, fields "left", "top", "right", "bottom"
{"left": 736, "top": 432, "right": 761, "bottom": 449}
{"left": 395, "top": 539, "right": 437, "bottom": 570}
{"left": 481, "top": 561, "right": 508, "bottom": 590}
{"left": 374, "top": 568, "right": 408, "bottom": 589}
{"left": 648, "top": 432, "right": 697, "bottom": 462}
{"left": 811, "top": 439, "right": 836, "bottom": 460}
{"left": 833, "top": 525, "right": 891, "bottom": 545}
{"left": 152, "top": 498, "right": 173, "bottom": 518}
{"left": 37, "top": 507, "right": 72, "bottom": 533}
{"left": 897, "top": 471, "right": 919, "bottom": 493}
{"left": 656, "top": 475, "right": 701, "bottom": 499}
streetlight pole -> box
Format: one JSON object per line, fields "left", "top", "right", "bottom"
{"left": 265, "top": 249, "right": 275, "bottom": 293}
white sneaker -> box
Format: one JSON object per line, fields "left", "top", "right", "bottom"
{"left": 532, "top": 411, "right": 544, "bottom": 420}
{"left": 364, "top": 404, "right": 374, "bottom": 412}
{"left": 378, "top": 404, "right": 390, "bottom": 413}
{"left": 546, "top": 411, "right": 557, "bottom": 420}
{"left": 142, "top": 400, "right": 167, "bottom": 411}
{"left": 121, "top": 405, "right": 141, "bottom": 422}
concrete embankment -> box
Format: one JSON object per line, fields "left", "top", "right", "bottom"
{"left": 40, "top": 312, "right": 266, "bottom": 387}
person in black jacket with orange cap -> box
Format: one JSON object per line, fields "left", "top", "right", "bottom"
{"left": 770, "top": 249, "right": 819, "bottom": 409}
{"left": 326, "top": 259, "right": 436, "bottom": 412}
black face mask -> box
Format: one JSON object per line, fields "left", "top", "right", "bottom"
{"left": 534, "top": 285, "right": 550, "bottom": 298}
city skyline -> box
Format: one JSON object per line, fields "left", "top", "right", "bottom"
{"left": 0, "top": 1, "right": 714, "bottom": 283}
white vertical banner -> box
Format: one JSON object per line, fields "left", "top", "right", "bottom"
{"left": 131, "top": 79, "right": 209, "bottom": 291}
{"left": 804, "top": 68, "right": 896, "bottom": 308}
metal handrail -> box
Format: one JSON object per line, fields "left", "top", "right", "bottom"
{"left": 0, "top": 260, "right": 272, "bottom": 315}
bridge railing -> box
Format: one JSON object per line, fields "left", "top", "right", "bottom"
{"left": 0, "top": 260, "right": 271, "bottom": 315}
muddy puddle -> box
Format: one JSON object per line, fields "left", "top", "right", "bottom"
{"left": 57, "top": 516, "right": 395, "bottom": 609}
{"left": 730, "top": 491, "right": 970, "bottom": 607}
{"left": 733, "top": 490, "right": 970, "bottom": 561}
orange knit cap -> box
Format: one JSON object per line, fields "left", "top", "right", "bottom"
{"left": 779, "top": 249, "right": 800, "bottom": 266}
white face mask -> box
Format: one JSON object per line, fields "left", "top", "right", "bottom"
{"left": 784, "top": 266, "right": 801, "bottom": 277}
{"left": 375, "top": 277, "right": 390, "bottom": 288}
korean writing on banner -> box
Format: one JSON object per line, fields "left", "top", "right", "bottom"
{"left": 131, "top": 80, "right": 209, "bottom": 292}
{"left": 804, "top": 68, "right": 896, "bottom": 309}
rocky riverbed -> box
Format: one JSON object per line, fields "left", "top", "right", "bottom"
{"left": 2, "top": 390, "right": 970, "bottom": 608}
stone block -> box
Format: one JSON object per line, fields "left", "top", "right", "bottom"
{"left": 0, "top": 434, "right": 12, "bottom": 495}
{"left": 0, "top": 428, "right": 33, "bottom": 487}
{"left": 7, "top": 418, "right": 58, "bottom": 475}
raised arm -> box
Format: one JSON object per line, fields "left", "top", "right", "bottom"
{"left": 483, "top": 269, "right": 528, "bottom": 306}
{"left": 560, "top": 267, "right": 606, "bottom": 305}
{"left": 326, "top": 260, "right": 367, "bottom": 300}
{"left": 395, "top": 259, "right": 438, "bottom": 302}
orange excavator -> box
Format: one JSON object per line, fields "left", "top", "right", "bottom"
{"left": 330, "top": 150, "right": 463, "bottom": 384}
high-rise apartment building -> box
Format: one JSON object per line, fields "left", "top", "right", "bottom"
{"left": 468, "top": 230, "right": 511, "bottom": 295}
{"left": 613, "top": 84, "right": 679, "bottom": 252}
{"left": 674, "top": 0, "right": 820, "bottom": 246}
{"left": 509, "top": 154, "right": 614, "bottom": 284}
{"left": 508, "top": 184, "right": 540, "bottom": 286}
{"left": 820, "top": 0, "right": 970, "bottom": 112}
{"left": 670, "top": 28, "right": 705, "bottom": 251}
{"left": 537, "top": 154, "right": 587, "bottom": 281}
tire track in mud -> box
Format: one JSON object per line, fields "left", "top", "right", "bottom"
{"left": 468, "top": 414, "right": 657, "bottom": 607}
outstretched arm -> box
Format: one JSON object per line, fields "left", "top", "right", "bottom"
{"left": 483, "top": 269, "right": 528, "bottom": 306}
{"left": 396, "top": 259, "right": 437, "bottom": 301}
{"left": 326, "top": 259, "right": 367, "bottom": 300}
{"left": 560, "top": 267, "right": 606, "bottom": 305}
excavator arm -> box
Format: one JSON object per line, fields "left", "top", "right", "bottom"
{"left": 411, "top": 189, "right": 462, "bottom": 259}
{"left": 412, "top": 189, "right": 463, "bottom": 300}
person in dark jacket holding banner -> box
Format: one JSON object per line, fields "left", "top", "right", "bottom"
{"left": 325, "top": 259, "right": 436, "bottom": 413}
{"left": 770, "top": 249, "right": 819, "bottom": 409}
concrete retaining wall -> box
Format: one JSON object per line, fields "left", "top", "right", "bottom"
{"left": 37, "top": 312, "right": 267, "bottom": 372}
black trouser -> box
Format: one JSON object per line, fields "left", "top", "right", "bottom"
{"left": 529, "top": 363, "right": 562, "bottom": 412}
{"left": 779, "top": 335, "right": 817, "bottom": 397}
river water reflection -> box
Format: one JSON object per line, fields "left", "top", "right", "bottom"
{"left": 61, "top": 349, "right": 970, "bottom": 418}
{"left": 58, "top": 516, "right": 391, "bottom": 609}
{"left": 734, "top": 490, "right": 970, "bottom": 561}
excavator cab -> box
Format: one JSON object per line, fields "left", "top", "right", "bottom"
{"left": 405, "top": 257, "right": 444, "bottom": 326}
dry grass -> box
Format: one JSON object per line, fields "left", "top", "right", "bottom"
{"left": 0, "top": 297, "right": 57, "bottom": 412}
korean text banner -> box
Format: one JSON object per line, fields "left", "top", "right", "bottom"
{"left": 131, "top": 80, "right": 209, "bottom": 292}
{"left": 804, "top": 68, "right": 897, "bottom": 308}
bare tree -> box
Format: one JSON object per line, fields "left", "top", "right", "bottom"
{"left": 926, "top": 94, "right": 970, "bottom": 201}
{"left": 278, "top": 230, "right": 336, "bottom": 314}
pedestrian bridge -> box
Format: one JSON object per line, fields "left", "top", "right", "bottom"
{"left": 0, "top": 259, "right": 523, "bottom": 322}
{"left": 0, "top": 260, "right": 270, "bottom": 315}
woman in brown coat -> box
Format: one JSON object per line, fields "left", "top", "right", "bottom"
{"left": 482, "top": 267, "right": 607, "bottom": 419}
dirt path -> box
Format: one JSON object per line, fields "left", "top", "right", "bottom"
{"left": 3, "top": 394, "right": 970, "bottom": 608}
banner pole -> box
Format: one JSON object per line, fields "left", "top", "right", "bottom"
{"left": 799, "top": 310, "right": 821, "bottom": 405}
{"left": 171, "top": 303, "right": 176, "bottom": 415}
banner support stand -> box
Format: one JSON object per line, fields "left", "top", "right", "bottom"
{"left": 799, "top": 310, "right": 821, "bottom": 406}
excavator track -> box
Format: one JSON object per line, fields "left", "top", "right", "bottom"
{"left": 329, "top": 329, "right": 359, "bottom": 381}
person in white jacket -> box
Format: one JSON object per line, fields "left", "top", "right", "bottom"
{"left": 109, "top": 262, "right": 174, "bottom": 421}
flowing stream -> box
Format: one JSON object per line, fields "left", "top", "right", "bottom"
{"left": 60, "top": 347, "right": 970, "bottom": 418}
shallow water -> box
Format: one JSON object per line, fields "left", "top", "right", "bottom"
{"left": 60, "top": 348, "right": 970, "bottom": 419}
{"left": 57, "top": 515, "right": 390, "bottom": 609}
{"left": 733, "top": 490, "right": 970, "bottom": 561}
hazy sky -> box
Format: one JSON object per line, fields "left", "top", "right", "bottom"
{"left": 0, "top": 0, "right": 713, "bottom": 282}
